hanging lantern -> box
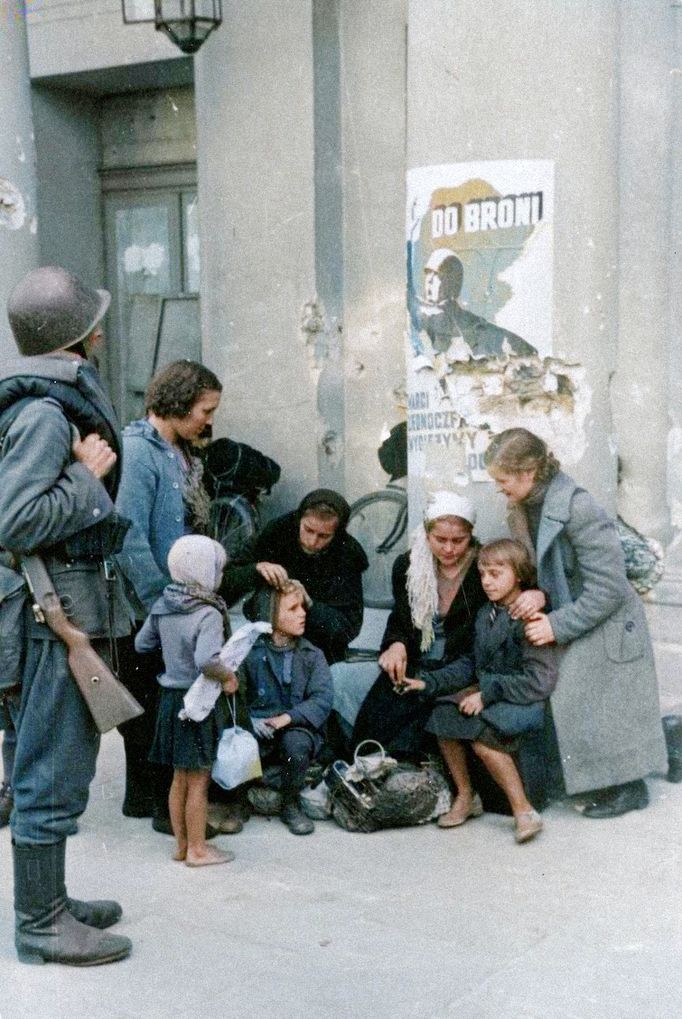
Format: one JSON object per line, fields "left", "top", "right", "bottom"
{"left": 122, "top": 1, "right": 223, "bottom": 55}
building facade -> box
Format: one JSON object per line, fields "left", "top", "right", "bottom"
{"left": 0, "top": 0, "right": 680, "bottom": 696}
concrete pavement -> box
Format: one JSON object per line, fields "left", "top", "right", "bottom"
{"left": 2, "top": 724, "right": 682, "bottom": 1019}
{"left": 2, "top": 607, "right": 682, "bottom": 1019}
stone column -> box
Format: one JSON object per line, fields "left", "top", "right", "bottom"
{"left": 406, "top": 0, "right": 621, "bottom": 533}
{"left": 194, "top": 0, "right": 318, "bottom": 513}
{"left": 0, "top": 1, "right": 39, "bottom": 355}
{"left": 611, "top": 0, "right": 676, "bottom": 544}
{"left": 644, "top": 0, "right": 682, "bottom": 713}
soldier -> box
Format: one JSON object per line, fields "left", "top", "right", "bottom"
{"left": 0, "top": 266, "right": 133, "bottom": 966}
{"left": 414, "top": 248, "right": 536, "bottom": 368}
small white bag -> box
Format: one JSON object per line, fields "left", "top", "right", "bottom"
{"left": 211, "top": 697, "right": 263, "bottom": 790}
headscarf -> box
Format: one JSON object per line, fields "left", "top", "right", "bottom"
{"left": 166, "top": 535, "right": 228, "bottom": 614}
{"left": 297, "top": 488, "right": 351, "bottom": 530}
{"left": 406, "top": 491, "right": 477, "bottom": 652}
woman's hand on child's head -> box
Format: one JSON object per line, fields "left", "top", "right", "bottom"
{"left": 508, "top": 589, "right": 546, "bottom": 620}
{"left": 221, "top": 671, "right": 239, "bottom": 695}
{"left": 524, "top": 612, "right": 555, "bottom": 646}
{"left": 399, "top": 677, "right": 426, "bottom": 694}
{"left": 379, "top": 642, "right": 408, "bottom": 684}
{"left": 256, "top": 562, "right": 290, "bottom": 588}
{"left": 458, "top": 691, "right": 484, "bottom": 716}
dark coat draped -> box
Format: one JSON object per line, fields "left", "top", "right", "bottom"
{"left": 240, "top": 511, "right": 368, "bottom": 665}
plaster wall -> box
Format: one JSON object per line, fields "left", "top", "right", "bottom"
{"left": 31, "top": 88, "right": 103, "bottom": 289}
{"left": 100, "top": 87, "right": 197, "bottom": 169}
{"left": 27, "top": 0, "right": 183, "bottom": 78}
{"left": 0, "top": 2, "right": 39, "bottom": 356}
{"left": 611, "top": 0, "right": 676, "bottom": 542}
{"left": 197, "top": 0, "right": 407, "bottom": 517}
{"left": 29, "top": 87, "right": 106, "bottom": 378}
{"left": 337, "top": 0, "right": 407, "bottom": 504}
{"left": 406, "top": 0, "right": 621, "bottom": 534}
{"left": 194, "top": 0, "right": 318, "bottom": 517}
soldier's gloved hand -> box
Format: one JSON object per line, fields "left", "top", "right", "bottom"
{"left": 251, "top": 717, "right": 274, "bottom": 740}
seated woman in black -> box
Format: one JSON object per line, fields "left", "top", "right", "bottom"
{"left": 352, "top": 491, "right": 487, "bottom": 758}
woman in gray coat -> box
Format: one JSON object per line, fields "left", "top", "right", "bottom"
{"left": 485, "top": 428, "right": 667, "bottom": 818}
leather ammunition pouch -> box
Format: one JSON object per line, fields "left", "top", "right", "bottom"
{"left": 49, "top": 511, "right": 131, "bottom": 562}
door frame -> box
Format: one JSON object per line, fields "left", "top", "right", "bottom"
{"left": 100, "top": 162, "right": 198, "bottom": 421}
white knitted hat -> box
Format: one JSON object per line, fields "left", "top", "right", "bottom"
{"left": 408, "top": 489, "right": 476, "bottom": 651}
{"left": 424, "top": 490, "right": 476, "bottom": 527}
{"left": 167, "top": 535, "right": 227, "bottom": 592}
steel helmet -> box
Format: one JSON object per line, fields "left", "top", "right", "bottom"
{"left": 424, "top": 248, "right": 463, "bottom": 301}
{"left": 7, "top": 265, "right": 111, "bottom": 356}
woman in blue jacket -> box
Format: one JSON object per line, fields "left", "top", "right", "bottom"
{"left": 115, "top": 361, "right": 222, "bottom": 828}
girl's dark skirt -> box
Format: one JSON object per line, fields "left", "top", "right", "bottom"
{"left": 149, "top": 687, "right": 226, "bottom": 771}
{"left": 426, "top": 703, "right": 521, "bottom": 753}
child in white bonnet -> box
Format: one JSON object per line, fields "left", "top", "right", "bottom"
{"left": 135, "top": 535, "right": 237, "bottom": 866}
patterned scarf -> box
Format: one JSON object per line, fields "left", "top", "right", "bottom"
{"left": 180, "top": 447, "right": 212, "bottom": 534}
{"left": 163, "top": 582, "right": 229, "bottom": 632}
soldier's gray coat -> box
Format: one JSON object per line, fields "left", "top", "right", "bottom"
{"left": 0, "top": 354, "right": 129, "bottom": 639}
{"left": 0, "top": 352, "right": 130, "bottom": 843}
{"left": 509, "top": 471, "right": 666, "bottom": 794}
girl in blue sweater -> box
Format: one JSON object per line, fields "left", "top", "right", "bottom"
{"left": 136, "top": 536, "right": 237, "bottom": 866}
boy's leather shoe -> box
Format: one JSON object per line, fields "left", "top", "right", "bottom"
{"left": 582, "top": 779, "right": 648, "bottom": 818}
{"left": 281, "top": 801, "right": 315, "bottom": 835}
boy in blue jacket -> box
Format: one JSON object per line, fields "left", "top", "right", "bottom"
{"left": 242, "top": 580, "right": 333, "bottom": 835}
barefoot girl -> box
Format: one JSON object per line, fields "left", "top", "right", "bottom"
{"left": 135, "top": 535, "right": 237, "bottom": 866}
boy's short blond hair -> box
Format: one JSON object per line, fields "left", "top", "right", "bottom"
{"left": 278, "top": 579, "right": 312, "bottom": 609}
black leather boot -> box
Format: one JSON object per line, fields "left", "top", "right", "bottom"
{"left": 13, "top": 841, "right": 131, "bottom": 965}
{"left": 0, "top": 781, "right": 12, "bottom": 828}
{"left": 662, "top": 715, "right": 682, "bottom": 783}
{"left": 582, "top": 779, "right": 649, "bottom": 819}
{"left": 66, "top": 896, "right": 122, "bottom": 930}
{"left": 281, "top": 796, "right": 315, "bottom": 836}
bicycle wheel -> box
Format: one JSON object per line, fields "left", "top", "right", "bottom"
{"left": 210, "top": 494, "right": 259, "bottom": 562}
{"left": 347, "top": 488, "right": 408, "bottom": 609}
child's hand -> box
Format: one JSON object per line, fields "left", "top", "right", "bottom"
{"left": 458, "top": 691, "right": 484, "bottom": 715}
{"left": 266, "top": 713, "right": 292, "bottom": 731}
{"left": 221, "top": 670, "right": 239, "bottom": 695}
{"left": 524, "top": 612, "right": 555, "bottom": 646}
{"left": 398, "top": 677, "right": 426, "bottom": 694}
{"left": 508, "top": 589, "right": 546, "bottom": 620}
{"left": 251, "top": 717, "right": 274, "bottom": 739}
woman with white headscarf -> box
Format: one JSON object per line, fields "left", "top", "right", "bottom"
{"left": 351, "top": 492, "right": 487, "bottom": 758}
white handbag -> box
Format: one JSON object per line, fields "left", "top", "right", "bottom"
{"left": 211, "top": 697, "right": 263, "bottom": 790}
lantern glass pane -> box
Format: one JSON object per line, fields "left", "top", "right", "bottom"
{"left": 122, "top": 0, "right": 155, "bottom": 22}
{"left": 158, "top": 2, "right": 221, "bottom": 18}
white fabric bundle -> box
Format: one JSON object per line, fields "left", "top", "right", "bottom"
{"left": 178, "top": 621, "right": 272, "bottom": 722}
